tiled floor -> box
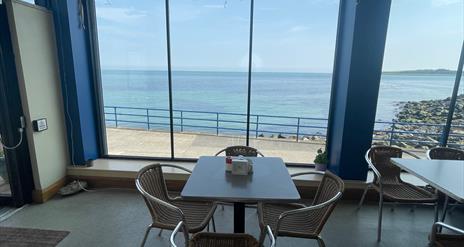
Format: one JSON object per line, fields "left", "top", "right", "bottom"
{"left": 1, "top": 189, "right": 462, "bottom": 247}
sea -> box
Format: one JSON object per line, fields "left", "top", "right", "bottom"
{"left": 101, "top": 70, "right": 461, "bottom": 137}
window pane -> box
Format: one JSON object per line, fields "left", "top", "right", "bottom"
{"left": 450, "top": 76, "right": 463, "bottom": 149}
{"left": 96, "top": 0, "right": 171, "bottom": 157}
{"left": 373, "top": 0, "right": 464, "bottom": 156}
{"left": 250, "top": 0, "right": 339, "bottom": 163}
{"left": 170, "top": 0, "right": 250, "bottom": 158}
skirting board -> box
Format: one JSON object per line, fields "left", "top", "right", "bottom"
{"left": 32, "top": 177, "right": 66, "bottom": 203}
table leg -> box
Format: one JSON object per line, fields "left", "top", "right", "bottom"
{"left": 234, "top": 202, "right": 245, "bottom": 233}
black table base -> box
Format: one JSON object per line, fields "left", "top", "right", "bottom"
{"left": 233, "top": 202, "right": 245, "bottom": 233}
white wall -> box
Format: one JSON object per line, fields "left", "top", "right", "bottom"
{"left": 6, "top": 0, "right": 69, "bottom": 190}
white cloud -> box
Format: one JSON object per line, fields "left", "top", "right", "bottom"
{"left": 96, "top": 7, "right": 147, "bottom": 23}
{"left": 431, "top": 0, "right": 461, "bottom": 7}
{"left": 289, "top": 25, "right": 310, "bottom": 33}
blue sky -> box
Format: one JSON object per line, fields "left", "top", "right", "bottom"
{"left": 95, "top": 0, "right": 463, "bottom": 73}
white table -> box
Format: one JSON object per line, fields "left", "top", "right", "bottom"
{"left": 391, "top": 159, "right": 464, "bottom": 203}
{"left": 181, "top": 156, "right": 300, "bottom": 233}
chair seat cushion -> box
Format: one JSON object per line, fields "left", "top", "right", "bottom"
{"left": 190, "top": 232, "right": 258, "bottom": 247}
{"left": 373, "top": 182, "right": 438, "bottom": 203}
{"left": 258, "top": 203, "right": 320, "bottom": 238}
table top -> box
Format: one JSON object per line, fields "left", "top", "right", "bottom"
{"left": 181, "top": 156, "right": 301, "bottom": 203}
{"left": 391, "top": 158, "right": 464, "bottom": 203}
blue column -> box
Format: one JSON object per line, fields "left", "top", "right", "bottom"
{"left": 37, "top": 0, "right": 102, "bottom": 165}
{"left": 327, "top": 0, "right": 392, "bottom": 180}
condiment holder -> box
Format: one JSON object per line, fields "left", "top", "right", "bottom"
{"left": 225, "top": 156, "right": 253, "bottom": 175}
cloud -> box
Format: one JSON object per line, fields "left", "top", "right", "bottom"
{"left": 289, "top": 25, "right": 310, "bottom": 33}
{"left": 96, "top": 7, "right": 147, "bottom": 23}
{"left": 431, "top": 0, "right": 461, "bottom": 7}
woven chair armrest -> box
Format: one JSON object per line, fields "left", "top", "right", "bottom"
{"left": 290, "top": 171, "right": 325, "bottom": 178}
{"left": 264, "top": 225, "right": 276, "bottom": 247}
{"left": 171, "top": 221, "right": 189, "bottom": 247}
{"left": 214, "top": 148, "right": 227, "bottom": 156}
{"left": 257, "top": 151, "right": 265, "bottom": 157}
{"left": 365, "top": 149, "right": 383, "bottom": 185}
{"left": 426, "top": 149, "right": 433, "bottom": 160}
{"left": 135, "top": 179, "right": 185, "bottom": 220}
{"left": 276, "top": 191, "right": 342, "bottom": 232}
{"left": 158, "top": 164, "right": 193, "bottom": 174}
{"left": 430, "top": 222, "right": 464, "bottom": 243}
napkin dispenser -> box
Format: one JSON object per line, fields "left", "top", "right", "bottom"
{"left": 230, "top": 158, "right": 253, "bottom": 175}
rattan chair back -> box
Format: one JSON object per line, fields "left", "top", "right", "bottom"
{"left": 427, "top": 147, "right": 464, "bottom": 161}
{"left": 136, "top": 164, "right": 183, "bottom": 227}
{"left": 310, "top": 171, "right": 345, "bottom": 235}
{"left": 367, "top": 146, "right": 404, "bottom": 184}
{"left": 215, "top": 145, "right": 264, "bottom": 157}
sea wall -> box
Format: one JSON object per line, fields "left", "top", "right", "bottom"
{"left": 373, "top": 94, "right": 463, "bottom": 149}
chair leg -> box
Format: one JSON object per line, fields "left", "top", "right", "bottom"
{"left": 212, "top": 216, "right": 216, "bottom": 232}
{"left": 158, "top": 229, "right": 163, "bottom": 237}
{"left": 434, "top": 202, "right": 439, "bottom": 223}
{"left": 358, "top": 184, "right": 370, "bottom": 210}
{"left": 377, "top": 192, "right": 384, "bottom": 242}
{"left": 258, "top": 227, "right": 266, "bottom": 246}
{"left": 438, "top": 196, "right": 450, "bottom": 232}
{"left": 141, "top": 225, "right": 153, "bottom": 247}
{"left": 317, "top": 236, "right": 326, "bottom": 247}
{"left": 221, "top": 204, "right": 225, "bottom": 211}
{"left": 391, "top": 202, "right": 397, "bottom": 212}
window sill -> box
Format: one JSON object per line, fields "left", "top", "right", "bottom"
{"left": 67, "top": 158, "right": 427, "bottom": 189}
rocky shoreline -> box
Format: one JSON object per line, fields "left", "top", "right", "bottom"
{"left": 373, "top": 94, "right": 464, "bottom": 149}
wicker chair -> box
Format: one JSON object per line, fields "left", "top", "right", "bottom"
{"left": 135, "top": 164, "right": 217, "bottom": 247}
{"left": 215, "top": 145, "right": 264, "bottom": 157}
{"left": 257, "top": 171, "right": 344, "bottom": 247}
{"left": 215, "top": 145, "right": 264, "bottom": 211}
{"left": 358, "top": 146, "right": 439, "bottom": 242}
{"left": 427, "top": 147, "right": 464, "bottom": 161}
{"left": 170, "top": 221, "right": 275, "bottom": 247}
{"left": 427, "top": 147, "right": 464, "bottom": 222}
{"left": 429, "top": 222, "right": 464, "bottom": 247}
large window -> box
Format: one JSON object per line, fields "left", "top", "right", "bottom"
{"left": 96, "top": 0, "right": 171, "bottom": 157}
{"left": 250, "top": 0, "right": 338, "bottom": 163}
{"left": 373, "top": 0, "right": 464, "bottom": 154}
{"left": 95, "top": 0, "right": 339, "bottom": 163}
{"left": 170, "top": 1, "right": 250, "bottom": 158}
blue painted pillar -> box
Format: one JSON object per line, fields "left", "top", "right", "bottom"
{"left": 37, "top": 0, "right": 102, "bottom": 165}
{"left": 327, "top": 0, "right": 391, "bottom": 180}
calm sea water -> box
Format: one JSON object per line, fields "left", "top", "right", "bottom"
{"left": 101, "top": 70, "right": 460, "bottom": 136}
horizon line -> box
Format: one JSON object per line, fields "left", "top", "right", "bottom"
{"left": 100, "top": 68, "right": 458, "bottom": 74}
